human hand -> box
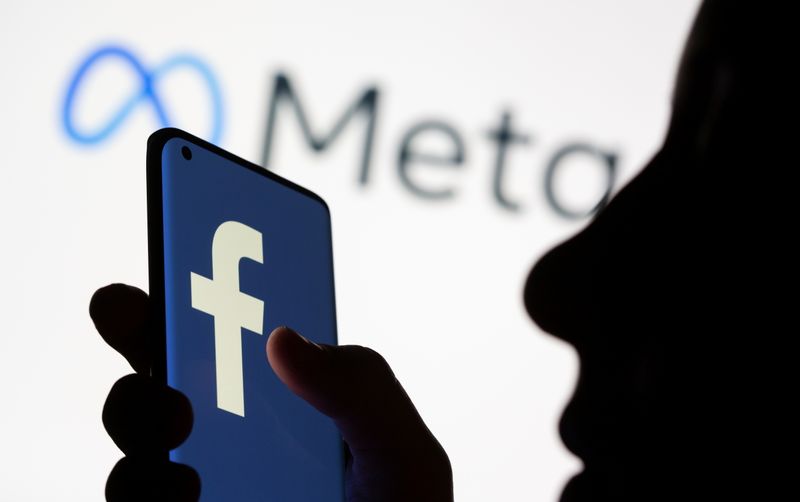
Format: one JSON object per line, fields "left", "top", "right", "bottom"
{"left": 91, "top": 283, "right": 452, "bottom": 501}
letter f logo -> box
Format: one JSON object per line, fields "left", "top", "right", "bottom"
{"left": 190, "top": 221, "right": 264, "bottom": 417}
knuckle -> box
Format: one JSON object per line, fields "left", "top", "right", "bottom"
{"left": 103, "top": 374, "right": 193, "bottom": 455}
{"left": 106, "top": 458, "right": 200, "bottom": 502}
{"left": 104, "top": 375, "right": 143, "bottom": 415}
{"left": 102, "top": 374, "right": 154, "bottom": 453}
{"left": 334, "top": 345, "right": 397, "bottom": 385}
{"left": 356, "top": 346, "right": 395, "bottom": 378}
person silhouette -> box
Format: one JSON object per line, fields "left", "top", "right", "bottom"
{"left": 91, "top": 1, "right": 769, "bottom": 500}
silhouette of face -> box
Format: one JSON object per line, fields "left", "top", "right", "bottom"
{"left": 523, "top": 1, "right": 755, "bottom": 499}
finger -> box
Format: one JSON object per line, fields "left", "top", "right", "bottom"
{"left": 267, "top": 327, "right": 453, "bottom": 501}
{"left": 90, "top": 283, "right": 151, "bottom": 374}
{"left": 266, "top": 327, "right": 437, "bottom": 452}
{"left": 103, "top": 374, "right": 193, "bottom": 456}
{"left": 106, "top": 457, "right": 200, "bottom": 502}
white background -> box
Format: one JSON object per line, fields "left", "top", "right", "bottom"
{"left": 0, "top": 1, "right": 699, "bottom": 500}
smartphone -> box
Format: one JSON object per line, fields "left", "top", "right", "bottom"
{"left": 146, "top": 128, "right": 345, "bottom": 501}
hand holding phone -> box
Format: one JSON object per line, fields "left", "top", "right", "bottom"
{"left": 91, "top": 129, "right": 452, "bottom": 501}
{"left": 92, "top": 286, "right": 452, "bottom": 501}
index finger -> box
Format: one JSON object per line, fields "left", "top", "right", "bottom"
{"left": 90, "top": 283, "right": 152, "bottom": 374}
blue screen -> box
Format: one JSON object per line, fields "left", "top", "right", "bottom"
{"left": 159, "top": 137, "right": 344, "bottom": 501}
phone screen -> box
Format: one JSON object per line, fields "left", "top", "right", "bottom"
{"left": 150, "top": 130, "right": 344, "bottom": 501}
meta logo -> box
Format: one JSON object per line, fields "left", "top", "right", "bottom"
{"left": 62, "top": 45, "right": 223, "bottom": 145}
{"left": 63, "top": 44, "right": 619, "bottom": 219}
{"left": 190, "top": 221, "right": 264, "bottom": 417}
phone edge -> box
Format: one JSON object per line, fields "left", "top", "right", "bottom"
{"left": 145, "top": 128, "right": 343, "bottom": 482}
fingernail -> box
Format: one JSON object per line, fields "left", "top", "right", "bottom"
{"left": 271, "top": 326, "right": 321, "bottom": 349}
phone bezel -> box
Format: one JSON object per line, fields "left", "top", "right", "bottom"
{"left": 145, "top": 127, "right": 338, "bottom": 459}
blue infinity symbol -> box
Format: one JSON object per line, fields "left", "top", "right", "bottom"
{"left": 62, "top": 45, "right": 223, "bottom": 144}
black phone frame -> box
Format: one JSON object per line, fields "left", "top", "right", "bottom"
{"left": 145, "top": 127, "right": 339, "bottom": 464}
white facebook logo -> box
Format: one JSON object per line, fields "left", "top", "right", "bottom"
{"left": 190, "top": 221, "right": 264, "bottom": 417}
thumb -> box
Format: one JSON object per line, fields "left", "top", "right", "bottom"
{"left": 265, "top": 326, "right": 435, "bottom": 452}
{"left": 267, "top": 327, "right": 453, "bottom": 501}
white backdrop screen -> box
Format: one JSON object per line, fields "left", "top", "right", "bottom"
{"left": 1, "top": 1, "right": 699, "bottom": 500}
